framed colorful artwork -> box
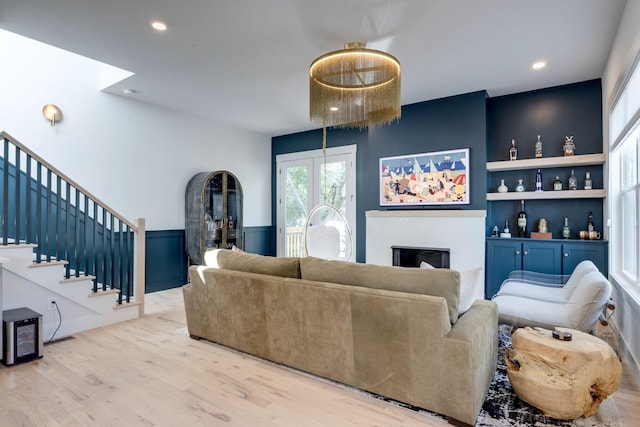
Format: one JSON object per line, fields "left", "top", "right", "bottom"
{"left": 379, "top": 148, "right": 470, "bottom": 206}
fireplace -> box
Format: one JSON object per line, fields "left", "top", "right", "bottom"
{"left": 392, "top": 246, "right": 450, "bottom": 268}
{"left": 365, "top": 209, "right": 486, "bottom": 272}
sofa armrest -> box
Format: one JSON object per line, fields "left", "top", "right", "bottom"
{"left": 439, "top": 300, "right": 498, "bottom": 425}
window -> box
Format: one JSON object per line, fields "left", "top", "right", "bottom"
{"left": 610, "top": 55, "right": 640, "bottom": 287}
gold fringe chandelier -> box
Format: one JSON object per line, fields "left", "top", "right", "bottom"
{"left": 309, "top": 42, "right": 401, "bottom": 129}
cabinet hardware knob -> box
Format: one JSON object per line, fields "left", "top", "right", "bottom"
{"left": 564, "top": 253, "right": 569, "bottom": 257}
{"left": 523, "top": 251, "right": 528, "bottom": 255}
{"left": 515, "top": 251, "right": 520, "bottom": 255}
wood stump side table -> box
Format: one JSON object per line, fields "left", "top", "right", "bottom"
{"left": 505, "top": 326, "right": 621, "bottom": 420}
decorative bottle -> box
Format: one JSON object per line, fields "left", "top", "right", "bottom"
{"left": 509, "top": 139, "right": 518, "bottom": 161}
{"left": 553, "top": 175, "right": 563, "bottom": 191}
{"left": 584, "top": 171, "right": 592, "bottom": 190}
{"left": 502, "top": 219, "right": 511, "bottom": 238}
{"left": 535, "top": 135, "right": 543, "bottom": 158}
{"left": 562, "top": 217, "right": 571, "bottom": 239}
{"left": 497, "top": 179, "right": 508, "bottom": 193}
{"left": 515, "top": 179, "right": 525, "bottom": 192}
{"left": 517, "top": 200, "right": 527, "bottom": 238}
{"left": 568, "top": 169, "right": 578, "bottom": 190}
{"left": 535, "top": 169, "right": 543, "bottom": 191}
{"left": 587, "top": 211, "right": 594, "bottom": 232}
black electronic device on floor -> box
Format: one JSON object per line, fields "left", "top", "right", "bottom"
{"left": 2, "top": 307, "right": 43, "bottom": 366}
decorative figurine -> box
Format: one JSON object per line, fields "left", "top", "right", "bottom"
{"left": 563, "top": 136, "right": 576, "bottom": 156}
{"left": 509, "top": 139, "right": 518, "bottom": 161}
{"left": 535, "top": 135, "right": 543, "bottom": 158}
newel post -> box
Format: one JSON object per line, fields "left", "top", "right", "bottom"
{"left": 135, "top": 218, "right": 146, "bottom": 316}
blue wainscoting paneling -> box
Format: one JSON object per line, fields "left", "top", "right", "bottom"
{"left": 145, "top": 226, "right": 274, "bottom": 293}
{"left": 145, "top": 230, "right": 188, "bottom": 293}
{"left": 243, "top": 226, "right": 273, "bottom": 256}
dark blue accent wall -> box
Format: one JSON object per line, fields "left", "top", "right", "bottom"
{"left": 272, "top": 90, "right": 488, "bottom": 262}
{"left": 486, "top": 79, "right": 603, "bottom": 236}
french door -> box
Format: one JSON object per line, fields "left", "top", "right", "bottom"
{"left": 276, "top": 145, "right": 356, "bottom": 260}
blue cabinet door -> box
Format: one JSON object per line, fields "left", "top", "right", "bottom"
{"left": 486, "top": 239, "right": 523, "bottom": 298}
{"left": 562, "top": 241, "right": 608, "bottom": 275}
{"left": 523, "top": 240, "right": 562, "bottom": 275}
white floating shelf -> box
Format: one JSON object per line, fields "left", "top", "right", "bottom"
{"left": 486, "top": 153, "right": 606, "bottom": 172}
{"left": 486, "top": 189, "right": 607, "bottom": 201}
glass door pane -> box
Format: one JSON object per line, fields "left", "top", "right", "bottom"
{"left": 279, "top": 159, "right": 312, "bottom": 257}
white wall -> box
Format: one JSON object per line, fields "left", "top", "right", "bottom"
{"left": 601, "top": 0, "right": 640, "bottom": 382}
{"left": 0, "top": 29, "right": 271, "bottom": 230}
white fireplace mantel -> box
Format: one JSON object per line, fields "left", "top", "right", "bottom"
{"left": 365, "top": 210, "right": 486, "bottom": 273}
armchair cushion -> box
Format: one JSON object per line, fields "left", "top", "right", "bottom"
{"left": 493, "top": 267, "right": 611, "bottom": 332}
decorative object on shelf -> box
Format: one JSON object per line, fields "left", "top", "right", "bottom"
{"left": 509, "top": 139, "right": 518, "bottom": 161}
{"left": 42, "top": 103, "right": 62, "bottom": 126}
{"left": 553, "top": 175, "right": 563, "bottom": 191}
{"left": 379, "top": 148, "right": 470, "bottom": 206}
{"left": 587, "top": 211, "right": 595, "bottom": 232}
{"left": 538, "top": 218, "right": 548, "bottom": 233}
{"left": 492, "top": 225, "right": 499, "bottom": 237}
{"left": 535, "top": 134, "right": 542, "bottom": 158}
{"left": 516, "top": 200, "right": 527, "bottom": 237}
{"left": 562, "top": 217, "right": 571, "bottom": 239}
{"left": 497, "top": 179, "right": 508, "bottom": 193}
{"left": 563, "top": 135, "right": 576, "bottom": 156}
{"left": 500, "top": 220, "right": 511, "bottom": 238}
{"left": 584, "top": 171, "right": 593, "bottom": 190}
{"left": 568, "top": 169, "right": 578, "bottom": 190}
{"left": 309, "top": 42, "right": 400, "bottom": 129}
{"left": 531, "top": 218, "right": 552, "bottom": 239}
{"left": 535, "top": 169, "right": 543, "bottom": 191}
{"left": 515, "top": 179, "right": 525, "bottom": 192}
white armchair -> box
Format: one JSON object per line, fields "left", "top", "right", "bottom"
{"left": 492, "top": 261, "right": 612, "bottom": 332}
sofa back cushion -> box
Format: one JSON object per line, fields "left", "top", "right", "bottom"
{"left": 205, "top": 249, "right": 301, "bottom": 279}
{"left": 300, "top": 257, "right": 460, "bottom": 323}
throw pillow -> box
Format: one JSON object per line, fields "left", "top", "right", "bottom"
{"left": 419, "top": 261, "right": 435, "bottom": 269}
{"left": 458, "top": 267, "right": 483, "bottom": 315}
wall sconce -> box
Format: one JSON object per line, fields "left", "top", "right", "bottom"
{"left": 42, "top": 104, "right": 62, "bottom": 126}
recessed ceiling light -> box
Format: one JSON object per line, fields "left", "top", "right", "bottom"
{"left": 123, "top": 89, "right": 136, "bottom": 95}
{"left": 151, "top": 21, "right": 167, "bottom": 31}
{"left": 532, "top": 61, "right": 546, "bottom": 70}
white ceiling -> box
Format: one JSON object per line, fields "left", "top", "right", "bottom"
{"left": 0, "top": 0, "right": 627, "bottom": 136}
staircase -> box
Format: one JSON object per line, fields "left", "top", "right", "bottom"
{"left": 1, "top": 131, "right": 145, "bottom": 340}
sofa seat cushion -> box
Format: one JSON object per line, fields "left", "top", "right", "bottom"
{"left": 300, "top": 257, "right": 460, "bottom": 323}
{"left": 204, "top": 248, "right": 301, "bottom": 279}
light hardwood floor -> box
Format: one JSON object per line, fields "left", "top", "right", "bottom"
{"left": 0, "top": 288, "right": 638, "bottom": 426}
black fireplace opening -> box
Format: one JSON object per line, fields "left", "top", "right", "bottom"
{"left": 391, "top": 246, "right": 450, "bottom": 268}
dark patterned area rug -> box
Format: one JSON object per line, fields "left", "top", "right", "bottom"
{"left": 473, "top": 324, "right": 621, "bottom": 427}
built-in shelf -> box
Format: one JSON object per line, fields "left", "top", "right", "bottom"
{"left": 487, "top": 189, "right": 607, "bottom": 201}
{"left": 486, "top": 153, "right": 606, "bottom": 172}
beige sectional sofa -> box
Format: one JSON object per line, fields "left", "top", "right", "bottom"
{"left": 183, "top": 249, "right": 498, "bottom": 425}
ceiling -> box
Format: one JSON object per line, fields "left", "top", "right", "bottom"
{"left": 0, "top": 0, "right": 627, "bottom": 136}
